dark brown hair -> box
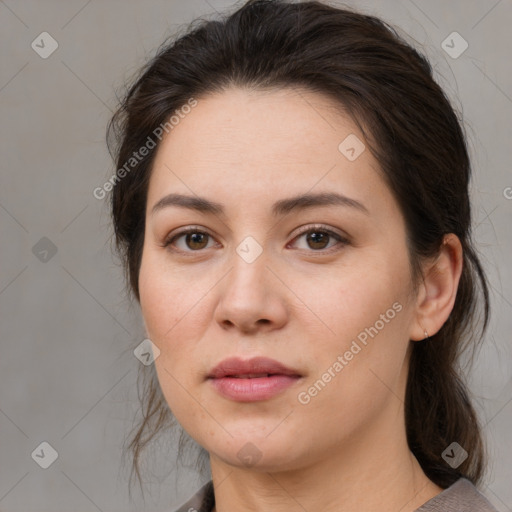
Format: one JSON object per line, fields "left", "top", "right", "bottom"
{"left": 106, "top": 0, "right": 490, "bottom": 492}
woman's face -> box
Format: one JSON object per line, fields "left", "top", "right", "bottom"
{"left": 139, "top": 87, "right": 420, "bottom": 471}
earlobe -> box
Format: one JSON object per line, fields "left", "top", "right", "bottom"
{"left": 410, "top": 234, "right": 463, "bottom": 341}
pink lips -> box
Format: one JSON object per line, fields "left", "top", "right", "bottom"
{"left": 207, "top": 356, "right": 302, "bottom": 402}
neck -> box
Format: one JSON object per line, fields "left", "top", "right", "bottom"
{"left": 209, "top": 403, "right": 443, "bottom": 512}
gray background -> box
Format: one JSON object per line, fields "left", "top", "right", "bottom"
{"left": 1, "top": 0, "right": 511, "bottom": 510}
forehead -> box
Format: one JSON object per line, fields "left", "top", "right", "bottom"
{"left": 147, "top": 87, "right": 389, "bottom": 215}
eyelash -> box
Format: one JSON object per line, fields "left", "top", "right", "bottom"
{"left": 163, "top": 224, "right": 349, "bottom": 255}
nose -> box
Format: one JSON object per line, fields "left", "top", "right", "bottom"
{"left": 213, "top": 248, "right": 289, "bottom": 335}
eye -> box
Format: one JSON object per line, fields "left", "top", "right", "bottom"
{"left": 163, "top": 224, "right": 349, "bottom": 254}
{"left": 288, "top": 224, "right": 349, "bottom": 253}
{"left": 164, "top": 226, "right": 217, "bottom": 252}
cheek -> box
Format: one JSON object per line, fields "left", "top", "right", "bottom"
{"left": 296, "top": 258, "right": 412, "bottom": 404}
{"left": 298, "top": 257, "right": 408, "bottom": 344}
{"left": 138, "top": 251, "right": 213, "bottom": 397}
{"left": 139, "top": 262, "right": 201, "bottom": 420}
{"left": 138, "top": 255, "right": 191, "bottom": 407}
{"left": 138, "top": 250, "right": 200, "bottom": 343}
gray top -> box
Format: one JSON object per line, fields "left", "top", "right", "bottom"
{"left": 173, "top": 478, "right": 499, "bottom": 512}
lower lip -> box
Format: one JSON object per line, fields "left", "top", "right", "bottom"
{"left": 209, "top": 375, "right": 301, "bottom": 402}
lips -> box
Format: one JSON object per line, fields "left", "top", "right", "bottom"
{"left": 207, "top": 357, "right": 303, "bottom": 402}
{"left": 207, "top": 356, "right": 302, "bottom": 379}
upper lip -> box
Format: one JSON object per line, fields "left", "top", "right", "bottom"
{"left": 207, "top": 356, "right": 302, "bottom": 379}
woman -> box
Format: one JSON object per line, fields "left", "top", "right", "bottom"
{"left": 107, "top": 1, "right": 498, "bottom": 510}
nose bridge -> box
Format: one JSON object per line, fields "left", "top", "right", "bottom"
{"left": 214, "top": 233, "right": 287, "bottom": 332}
{"left": 228, "top": 234, "right": 270, "bottom": 295}
{"left": 235, "top": 234, "right": 266, "bottom": 267}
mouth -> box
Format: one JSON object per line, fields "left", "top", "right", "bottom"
{"left": 228, "top": 373, "right": 281, "bottom": 378}
{"left": 207, "top": 356, "right": 303, "bottom": 402}
{"left": 207, "top": 356, "right": 302, "bottom": 379}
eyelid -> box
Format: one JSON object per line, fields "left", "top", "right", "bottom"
{"left": 291, "top": 223, "right": 347, "bottom": 240}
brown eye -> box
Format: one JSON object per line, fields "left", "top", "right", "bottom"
{"left": 305, "top": 231, "right": 330, "bottom": 250}
{"left": 290, "top": 225, "right": 348, "bottom": 253}
{"left": 164, "top": 228, "right": 215, "bottom": 252}
{"left": 184, "top": 232, "right": 209, "bottom": 250}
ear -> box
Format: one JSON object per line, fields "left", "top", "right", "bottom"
{"left": 410, "top": 233, "right": 463, "bottom": 341}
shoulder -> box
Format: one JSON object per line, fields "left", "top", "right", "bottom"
{"left": 415, "top": 478, "right": 499, "bottom": 512}
{"left": 169, "top": 477, "right": 499, "bottom": 512}
{"left": 170, "top": 480, "right": 215, "bottom": 512}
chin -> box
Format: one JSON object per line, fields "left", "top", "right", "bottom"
{"left": 206, "top": 433, "right": 305, "bottom": 473}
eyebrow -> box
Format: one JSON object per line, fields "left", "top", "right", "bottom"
{"left": 151, "top": 191, "right": 369, "bottom": 217}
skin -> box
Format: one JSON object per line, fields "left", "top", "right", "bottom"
{"left": 138, "top": 87, "right": 463, "bottom": 512}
